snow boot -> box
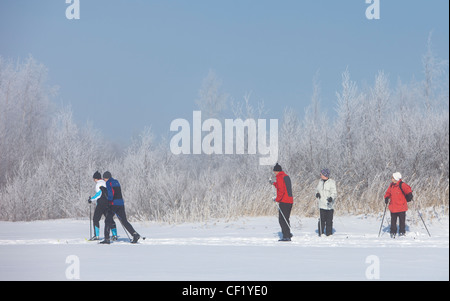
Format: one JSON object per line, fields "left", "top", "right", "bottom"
{"left": 99, "top": 239, "right": 110, "bottom": 244}
{"left": 131, "top": 232, "right": 140, "bottom": 244}
{"left": 111, "top": 228, "right": 118, "bottom": 240}
{"left": 278, "top": 237, "right": 291, "bottom": 242}
{"left": 89, "top": 226, "right": 100, "bottom": 240}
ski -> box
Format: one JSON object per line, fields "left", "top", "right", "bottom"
{"left": 91, "top": 236, "right": 146, "bottom": 244}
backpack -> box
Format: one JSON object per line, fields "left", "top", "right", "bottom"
{"left": 399, "top": 181, "right": 413, "bottom": 202}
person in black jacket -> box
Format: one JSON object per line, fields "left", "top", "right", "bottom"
{"left": 101, "top": 171, "right": 141, "bottom": 244}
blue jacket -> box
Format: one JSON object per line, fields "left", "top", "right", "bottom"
{"left": 106, "top": 177, "right": 125, "bottom": 206}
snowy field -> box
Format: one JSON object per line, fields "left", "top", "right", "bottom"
{"left": 0, "top": 214, "right": 448, "bottom": 281}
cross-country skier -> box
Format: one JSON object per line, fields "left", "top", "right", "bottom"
{"left": 384, "top": 172, "right": 413, "bottom": 238}
{"left": 88, "top": 171, "right": 117, "bottom": 241}
{"left": 271, "top": 163, "right": 294, "bottom": 241}
{"left": 315, "top": 168, "right": 337, "bottom": 236}
{"left": 101, "top": 171, "right": 141, "bottom": 244}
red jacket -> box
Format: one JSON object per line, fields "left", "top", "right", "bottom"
{"left": 384, "top": 180, "right": 412, "bottom": 213}
{"left": 273, "top": 171, "right": 293, "bottom": 204}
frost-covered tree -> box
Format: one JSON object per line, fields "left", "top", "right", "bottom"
{"left": 334, "top": 68, "right": 365, "bottom": 178}
{"left": 195, "top": 70, "right": 228, "bottom": 119}
{"left": 422, "top": 32, "right": 449, "bottom": 112}
{"left": 0, "top": 56, "right": 54, "bottom": 187}
{"left": 1, "top": 37, "right": 448, "bottom": 221}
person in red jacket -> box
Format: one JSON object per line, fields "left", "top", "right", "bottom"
{"left": 384, "top": 172, "right": 413, "bottom": 238}
{"left": 271, "top": 163, "right": 294, "bottom": 241}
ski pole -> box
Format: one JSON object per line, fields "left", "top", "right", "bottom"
{"left": 317, "top": 196, "right": 322, "bottom": 237}
{"left": 378, "top": 201, "right": 388, "bottom": 237}
{"left": 415, "top": 202, "right": 431, "bottom": 237}
{"left": 88, "top": 196, "right": 92, "bottom": 239}
{"left": 417, "top": 210, "right": 431, "bottom": 237}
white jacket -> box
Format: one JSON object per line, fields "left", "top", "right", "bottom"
{"left": 90, "top": 179, "right": 106, "bottom": 204}
{"left": 316, "top": 179, "right": 337, "bottom": 210}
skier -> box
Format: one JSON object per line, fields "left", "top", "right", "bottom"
{"left": 101, "top": 171, "right": 141, "bottom": 244}
{"left": 88, "top": 171, "right": 117, "bottom": 241}
{"left": 315, "top": 168, "right": 337, "bottom": 236}
{"left": 384, "top": 172, "right": 412, "bottom": 238}
{"left": 271, "top": 163, "right": 294, "bottom": 241}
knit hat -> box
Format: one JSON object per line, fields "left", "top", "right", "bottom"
{"left": 103, "top": 171, "right": 112, "bottom": 179}
{"left": 320, "top": 168, "right": 330, "bottom": 178}
{"left": 273, "top": 163, "right": 282, "bottom": 172}
{"left": 392, "top": 172, "right": 402, "bottom": 181}
{"left": 93, "top": 171, "right": 102, "bottom": 180}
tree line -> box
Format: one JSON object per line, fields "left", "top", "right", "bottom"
{"left": 0, "top": 44, "right": 448, "bottom": 222}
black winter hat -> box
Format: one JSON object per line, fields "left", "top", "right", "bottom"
{"left": 273, "top": 163, "right": 282, "bottom": 172}
{"left": 93, "top": 171, "right": 102, "bottom": 179}
{"left": 103, "top": 171, "right": 112, "bottom": 179}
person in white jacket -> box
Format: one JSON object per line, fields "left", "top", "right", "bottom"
{"left": 88, "top": 171, "right": 117, "bottom": 241}
{"left": 315, "top": 168, "right": 337, "bottom": 236}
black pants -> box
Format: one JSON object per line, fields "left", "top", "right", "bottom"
{"left": 93, "top": 200, "right": 116, "bottom": 235}
{"left": 278, "top": 202, "right": 293, "bottom": 239}
{"left": 105, "top": 205, "right": 137, "bottom": 239}
{"left": 319, "top": 209, "right": 334, "bottom": 236}
{"left": 390, "top": 211, "right": 406, "bottom": 234}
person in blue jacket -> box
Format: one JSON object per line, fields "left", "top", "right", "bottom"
{"left": 100, "top": 171, "right": 141, "bottom": 244}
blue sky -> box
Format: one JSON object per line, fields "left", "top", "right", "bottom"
{"left": 0, "top": 0, "right": 448, "bottom": 145}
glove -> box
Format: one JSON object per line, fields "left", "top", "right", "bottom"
{"left": 327, "top": 197, "right": 333, "bottom": 203}
{"left": 384, "top": 197, "right": 389, "bottom": 204}
{"left": 405, "top": 193, "right": 413, "bottom": 202}
{"left": 272, "top": 196, "right": 277, "bottom": 202}
{"left": 88, "top": 196, "right": 92, "bottom": 204}
{"left": 316, "top": 193, "right": 320, "bottom": 199}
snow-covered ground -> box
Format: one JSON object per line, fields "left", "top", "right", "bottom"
{"left": 0, "top": 214, "right": 448, "bottom": 281}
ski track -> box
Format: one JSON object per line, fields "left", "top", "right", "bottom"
{"left": 0, "top": 235, "right": 446, "bottom": 248}
{"left": 0, "top": 218, "right": 447, "bottom": 248}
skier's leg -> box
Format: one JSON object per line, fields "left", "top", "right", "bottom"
{"left": 390, "top": 212, "right": 398, "bottom": 236}
{"left": 92, "top": 206, "right": 100, "bottom": 232}
{"left": 114, "top": 206, "right": 138, "bottom": 236}
{"left": 398, "top": 211, "right": 406, "bottom": 235}
{"left": 325, "top": 209, "right": 334, "bottom": 236}
{"left": 284, "top": 203, "right": 292, "bottom": 237}
{"left": 278, "top": 205, "right": 286, "bottom": 237}
{"left": 278, "top": 203, "right": 292, "bottom": 239}
{"left": 103, "top": 207, "right": 115, "bottom": 241}
{"left": 318, "top": 209, "right": 326, "bottom": 235}
{"left": 102, "top": 208, "right": 118, "bottom": 239}
{"left": 91, "top": 204, "right": 104, "bottom": 238}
